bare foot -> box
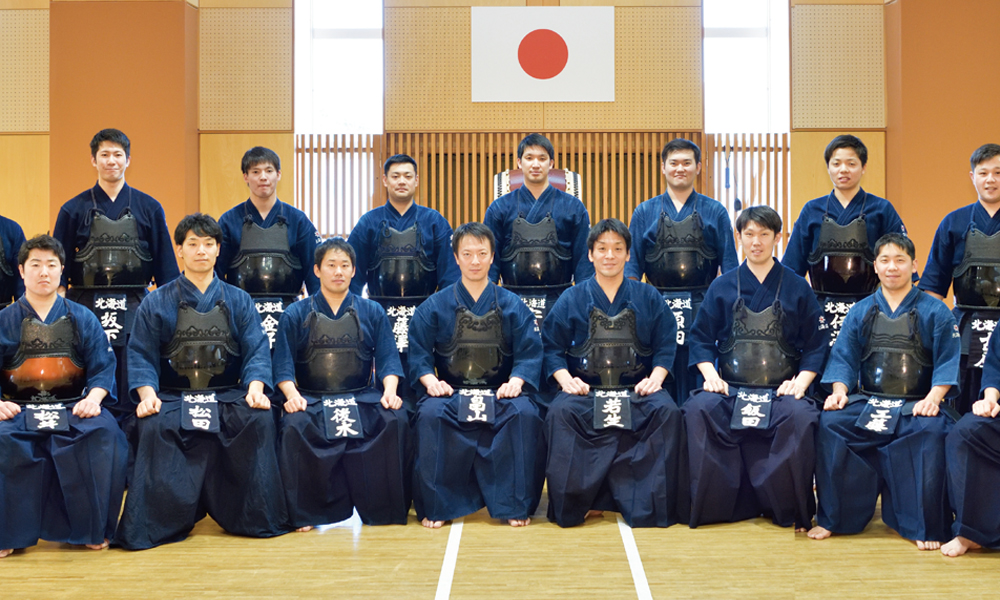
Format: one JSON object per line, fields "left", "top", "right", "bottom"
{"left": 795, "top": 527, "right": 807, "bottom": 533}
{"left": 85, "top": 539, "right": 110, "bottom": 551}
{"left": 0, "top": 549, "right": 12, "bottom": 558}
{"left": 421, "top": 518, "right": 445, "bottom": 529}
{"left": 585, "top": 510, "right": 604, "bottom": 520}
{"left": 915, "top": 540, "right": 941, "bottom": 551}
{"left": 508, "top": 518, "right": 530, "bottom": 527}
{"left": 941, "top": 536, "right": 981, "bottom": 557}
{"left": 807, "top": 526, "right": 833, "bottom": 540}
{"left": 296, "top": 526, "right": 314, "bottom": 533}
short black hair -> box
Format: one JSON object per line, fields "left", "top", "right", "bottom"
{"left": 241, "top": 146, "right": 281, "bottom": 174}
{"left": 970, "top": 144, "right": 1000, "bottom": 170}
{"left": 735, "top": 205, "right": 782, "bottom": 235}
{"left": 314, "top": 237, "right": 356, "bottom": 269}
{"left": 874, "top": 233, "right": 916, "bottom": 261}
{"left": 587, "top": 218, "right": 630, "bottom": 253}
{"left": 517, "top": 133, "right": 555, "bottom": 161}
{"left": 90, "top": 129, "right": 130, "bottom": 158}
{"left": 383, "top": 154, "right": 418, "bottom": 176}
{"left": 174, "top": 213, "right": 223, "bottom": 246}
{"left": 18, "top": 234, "right": 65, "bottom": 267}
{"left": 452, "top": 222, "right": 496, "bottom": 255}
{"left": 661, "top": 138, "right": 701, "bottom": 165}
{"left": 824, "top": 135, "right": 868, "bottom": 167}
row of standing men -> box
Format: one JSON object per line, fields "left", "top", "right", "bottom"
{"left": 1, "top": 131, "right": 999, "bottom": 558}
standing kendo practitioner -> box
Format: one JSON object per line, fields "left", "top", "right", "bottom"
{"left": 627, "top": 139, "right": 738, "bottom": 404}
{"left": 407, "top": 222, "right": 544, "bottom": 529}
{"left": 218, "top": 147, "right": 320, "bottom": 351}
{"left": 274, "top": 237, "right": 409, "bottom": 531}
{"left": 484, "top": 133, "right": 593, "bottom": 329}
{"left": 0, "top": 214, "right": 26, "bottom": 308}
{"left": 52, "top": 129, "right": 179, "bottom": 415}
{"left": 0, "top": 235, "right": 127, "bottom": 558}
{"left": 920, "top": 144, "right": 1000, "bottom": 414}
{"left": 943, "top": 318, "right": 1000, "bottom": 556}
{"left": 348, "top": 154, "right": 459, "bottom": 414}
{"left": 542, "top": 218, "right": 686, "bottom": 528}
{"left": 809, "top": 233, "right": 960, "bottom": 551}
{"left": 684, "top": 206, "right": 829, "bottom": 531}
{"left": 116, "top": 213, "right": 287, "bottom": 550}
{"left": 783, "top": 135, "right": 908, "bottom": 347}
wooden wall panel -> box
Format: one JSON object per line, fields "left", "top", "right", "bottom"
{"left": 791, "top": 5, "right": 884, "bottom": 129}
{"left": 199, "top": 7, "right": 292, "bottom": 131}
{"left": 200, "top": 133, "right": 295, "bottom": 219}
{"left": 789, "top": 130, "right": 885, "bottom": 223}
{"left": 0, "top": 134, "right": 49, "bottom": 237}
{"left": 0, "top": 8, "right": 48, "bottom": 132}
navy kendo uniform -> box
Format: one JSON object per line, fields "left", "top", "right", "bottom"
{"left": 116, "top": 275, "right": 288, "bottom": 549}
{"left": 945, "top": 326, "right": 1000, "bottom": 550}
{"left": 627, "top": 191, "right": 738, "bottom": 404}
{"left": 817, "top": 287, "right": 960, "bottom": 543}
{"left": 919, "top": 202, "right": 1000, "bottom": 414}
{"left": 0, "top": 215, "right": 26, "bottom": 308}
{"left": 218, "top": 199, "right": 320, "bottom": 350}
{"left": 53, "top": 183, "right": 179, "bottom": 413}
{"left": 348, "top": 201, "right": 459, "bottom": 413}
{"left": 783, "top": 190, "right": 908, "bottom": 348}
{"left": 0, "top": 296, "right": 127, "bottom": 552}
{"left": 542, "top": 277, "right": 686, "bottom": 528}
{"left": 408, "top": 281, "right": 545, "bottom": 523}
{"left": 684, "top": 259, "right": 828, "bottom": 528}
{"left": 485, "top": 184, "right": 593, "bottom": 327}
{"left": 274, "top": 293, "right": 410, "bottom": 528}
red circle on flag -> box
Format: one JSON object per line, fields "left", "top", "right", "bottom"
{"left": 517, "top": 29, "right": 569, "bottom": 80}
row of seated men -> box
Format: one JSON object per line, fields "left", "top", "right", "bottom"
{"left": 1, "top": 130, "right": 999, "bottom": 559}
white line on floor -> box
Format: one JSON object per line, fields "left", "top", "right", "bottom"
{"left": 617, "top": 515, "right": 653, "bottom": 600}
{"left": 435, "top": 517, "right": 465, "bottom": 600}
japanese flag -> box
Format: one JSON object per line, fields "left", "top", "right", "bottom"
{"left": 471, "top": 7, "right": 615, "bottom": 103}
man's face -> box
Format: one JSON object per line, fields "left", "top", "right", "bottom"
{"left": 383, "top": 163, "right": 418, "bottom": 203}
{"left": 176, "top": 232, "right": 219, "bottom": 274}
{"left": 19, "top": 249, "right": 62, "bottom": 299}
{"left": 454, "top": 235, "right": 493, "bottom": 284}
{"left": 875, "top": 243, "right": 917, "bottom": 292}
{"left": 661, "top": 149, "right": 701, "bottom": 191}
{"left": 91, "top": 141, "right": 130, "bottom": 185}
{"left": 971, "top": 155, "right": 1000, "bottom": 206}
{"left": 243, "top": 161, "right": 281, "bottom": 201}
{"left": 314, "top": 249, "right": 355, "bottom": 296}
{"left": 827, "top": 148, "right": 866, "bottom": 193}
{"left": 588, "top": 231, "right": 629, "bottom": 280}
{"left": 516, "top": 145, "right": 553, "bottom": 186}
{"left": 738, "top": 221, "right": 777, "bottom": 267}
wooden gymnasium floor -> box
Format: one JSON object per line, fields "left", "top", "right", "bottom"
{"left": 4, "top": 491, "right": 999, "bottom": 600}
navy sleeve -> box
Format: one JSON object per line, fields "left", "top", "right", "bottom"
{"left": 928, "top": 300, "right": 961, "bottom": 390}
{"left": 540, "top": 292, "right": 574, "bottom": 379}
{"left": 147, "top": 201, "right": 180, "bottom": 286}
{"left": 687, "top": 280, "right": 728, "bottom": 366}
{"left": 127, "top": 290, "right": 166, "bottom": 394}
{"left": 782, "top": 211, "right": 810, "bottom": 277}
{"left": 792, "top": 281, "right": 830, "bottom": 373}
{"left": 917, "top": 218, "right": 956, "bottom": 296}
{"left": 76, "top": 305, "right": 118, "bottom": 403}
{"left": 508, "top": 295, "right": 543, "bottom": 390}
{"left": 216, "top": 209, "right": 241, "bottom": 283}
{"left": 271, "top": 306, "right": 300, "bottom": 386}
{"left": 229, "top": 287, "right": 273, "bottom": 390}
{"left": 716, "top": 209, "right": 739, "bottom": 273}
{"left": 821, "top": 304, "right": 866, "bottom": 391}
{"left": 7, "top": 221, "right": 26, "bottom": 298}
{"left": 52, "top": 204, "right": 77, "bottom": 288}
{"left": 980, "top": 323, "right": 1000, "bottom": 395}
{"left": 406, "top": 300, "right": 439, "bottom": 381}
{"left": 297, "top": 217, "right": 321, "bottom": 296}
{"left": 347, "top": 214, "right": 372, "bottom": 296}
{"left": 572, "top": 203, "right": 594, "bottom": 283}
{"left": 484, "top": 201, "right": 504, "bottom": 284}
{"left": 370, "top": 302, "right": 405, "bottom": 380}
{"left": 432, "top": 213, "right": 460, "bottom": 288}
{"left": 626, "top": 205, "right": 646, "bottom": 280}
{"left": 646, "top": 286, "right": 677, "bottom": 374}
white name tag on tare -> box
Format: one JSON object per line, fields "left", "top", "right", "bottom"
{"left": 855, "top": 397, "right": 904, "bottom": 436}
{"left": 730, "top": 387, "right": 773, "bottom": 430}
{"left": 181, "top": 392, "right": 219, "bottom": 432}
{"left": 457, "top": 389, "right": 496, "bottom": 425}
{"left": 593, "top": 389, "right": 633, "bottom": 431}
{"left": 323, "top": 395, "right": 364, "bottom": 440}
{"left": 25, "top": 403, "right": 69, "bottom": 433}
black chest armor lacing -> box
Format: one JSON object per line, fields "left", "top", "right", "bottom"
{"left": 567, "top": 302, "right": 652, "bottom": 390}
{"left": 952, "top": 224, "right": 1000, "bottom": 310}
{"left": 228, "top": 205, "right": 303, "bottom": 297}
{"left": 859, "top": 306, "right": 933, "bottom": 399}
{"left": 72, "top": 188, "right": 154, "bottom": 289}
{"left": 643, "top": 203, "right": 719, "bottom": 291}
{"left": 500, "top": 214, "right": 573, "bottom": 289}
{"left": 368, "top": 223, "right": 436, "bottom": 298}
{"left": 295, "top": 299, "right": 373, "bottom": 393}
{"left": 160, "top": 300, "right": 242, "bottom": 391}
{"left": 806, "top": 193, "right": 877, "bottom": 296}
{"left": 434, "top": 287, "right": 513, "bottom": 388}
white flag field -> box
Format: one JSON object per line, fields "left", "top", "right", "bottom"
{"left": 471, "top": 7, "right": 615, "bottom": 103}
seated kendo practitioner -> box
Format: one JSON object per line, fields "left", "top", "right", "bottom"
{"left": 484, "top": 133, "right": 593, "bottom": 329}
{"left": 919, "top": 143, "right": 1000, "bottom": 414}
{"left": 627, "top": 138, "right": 739, "bottom": 404}
{"left": 943, "top": 321, "right": 1000, "bottom": 556}
{"left": 348, "top": 154, "right": 459, "bottom": 414}
{"left": 116, "top": 213, "right": 288, "bottom": 550}
{"left": 274, "top": 237, "right": 409, "bottom": 531}
{"left": 0, "top": 213, "right": 26, "bottom": 309}
{"left": 542, "top": 218, "right": 686, "bottom": 528}
{"left": 809, "top": 233, "right": 960, "bottom": 551}
{"left": 0, "top": 235, "right": 127, "bottom": 558}
{"left": 218, "top": 146, "right": 321, "bottom": 350}
{"left": 783, "top": 135, "right": 909, "bottom": 347}
{"left": 52, "top": 128, "right": 180, "bottom": 416}
{"left": 684, "top": 205, "right": 829, "bottom": 530}
{"left": 408, "top": 222, "right": 545, "bottom": 528}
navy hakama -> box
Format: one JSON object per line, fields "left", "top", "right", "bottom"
{"left": 946, "top": 413, "right": 1000, "bottom": 549}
